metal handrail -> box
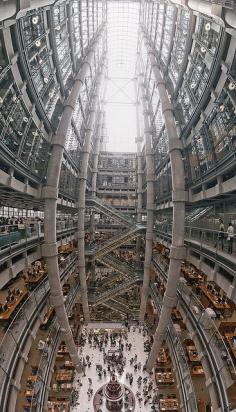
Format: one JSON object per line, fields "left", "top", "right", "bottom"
{"left": 29, "top": 280, "right": 80, "bottom": 411}
{"left": 0, "top": 251, "right": 77, "bottom": 410}
{"left": 152, "top": 254, "right": 236, "bottom": 379}
{"left": 150, "top": 284, "right": 198, "bottom": 412}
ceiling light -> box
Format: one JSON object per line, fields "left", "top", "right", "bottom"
{"left": 190, "top": 83, "right": 196, "bottom": 89}
{"left": 32, "top": 16, "right": 39, "bottom": 25}
{"left": 38, "top": 59, "right": 43, "bottom": 64}
{"left": 205, "top": 22, "right": 211, "bottom": 31}
{"left": 219, "top": 104, "right": 225, "bottom": 112}
{"left": 54, "top": 8, "right": 59, "bottom": 15}
{"left": 23, "top": 116, "right": 28, "bottom": 123}
{"left": 12, "top": 95, "right": 17, "bottom": 102}
{"left": 49, "top": 91, "right": 54, "bottom": 98}
{"left": 18, "top": 131, "right": 23, "bottom": 136}
{"left": 0, "top": 97, "right": 3, "bottom": 104}
{"left": 44, "top": 77, "right": 48, "bottom": 84}
{"left": 32, "top": 131, "right": 38, "bottom": 137}
{"left": 35, "top": 40, "right": 41, "bottom": 47}
{"left": 9, "top": 117, "right": 14, "bottom": 122}
{"left": 201, "top": 46, "right": 206, "bottom": 53}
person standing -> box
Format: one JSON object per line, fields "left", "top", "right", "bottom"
{"left": 227, "top": 222, "right": 234, "bottom": 254}
{"left": 218, "top": 218, "right": 225, "bottom": 250}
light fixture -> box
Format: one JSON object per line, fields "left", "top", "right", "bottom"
{"left": 35, "top": 40, "right": 41, "bottom": 47}
{"left": 219, "top": 104, "right": 225, "bottom": 112}
{"left": 0, "top": 97, "right": 3, "bottom": 104}
{"left": 18, "top": 131, "right": 23, "bottom": 136}
{"left": 12, "top": 95, "right": 17, "bottom": 102}
{"left": 32, "top": 15, "right": 39, "bottom": 25}
{"left": 23, "top": 116, "right": 28, "bottom": 123}
{"left": 38, "top": 59, "right": 43, "bottom": 65}
{"left": 49, "top": 91, "right": 54, "bottom": 98}
{"left": 9, "top": 117, "right": 14, "bottom": 122}
{"left": 54, "top": 8, "right": 59, "bottom": 14}
{"left": 55, "top": 25, "right": 60, "bottom": 31}
{"left": 228, "top": 81, "right": 236, "bottom": 91}
{"left": 32, "top": 131, "right": 38, "bottom": 137}
{"left": 201, "top": 46, "right": 206, "bottom": 53}
{"left": 43, "top": 77, "right": 48, "bottom": 84}
{"left": 205, "top": 22, "right": 211, "bottom": 31}
{"left": 190, "top": 83, "right": 196, "bottom": 89}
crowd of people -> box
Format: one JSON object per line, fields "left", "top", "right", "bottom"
{"left": 74, "top": 324, "right": 161, "bottom": 411}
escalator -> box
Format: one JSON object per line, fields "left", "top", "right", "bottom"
{"left": 86, "top": 196, "right": 134, "bottom": 226}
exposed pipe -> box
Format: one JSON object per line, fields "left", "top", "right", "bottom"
{"left": 140, "top": 31, "right": 187, "bottom": 372}
{"left": 138, "top": 69, "right": 155, "bottom": 322}
{"left": 43, "top": 35, "right": 102, "bottom": 372}
{"left": 77, "top": 62, "right": 106, "bottom": 322}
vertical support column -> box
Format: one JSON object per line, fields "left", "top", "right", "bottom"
{"left": 77, "top": 65, "right": 105, "bottom": 322}
{"left": 43, "top": 41, "right": 100, "bottom": 372}
{"left": 141, "top": 31, "right": 187, "bottom": 372}
{"left": 134, "top": 77, "right": 144, "bottom": 257}
{"left": 138, "top": 72, "right": 155, "bottom": 322}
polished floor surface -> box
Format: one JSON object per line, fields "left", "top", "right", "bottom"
{"left": 71, "top": 323, "right": 157, "bottom": 412}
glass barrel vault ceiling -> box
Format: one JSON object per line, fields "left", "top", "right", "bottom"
{"left": 105, "top": 0, "right": 140, "bottom": 152}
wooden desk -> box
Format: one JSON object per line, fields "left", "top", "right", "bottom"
{"left": 191, "top": 365, "right": 204, "bottom": 376}
{"left": 47, "top": 400, "right": 70, "bottom": 412}
{"left": 55, "top": 369, "right": 73, "bottom": 383}
{"left": 199, "top": 285, "right": 231, "bottom": 311}
{"left": 157, "top": 348, "right": 168, "bottom": 365}
{"left": 224, "top": 333, "right": 236, "bottom": 360}
{"left": 26, "top": 270, "right": 46, "bottom": 287}
{"left": 155, "top": 372, "right": 174, "bottom": 386}
{"left": 0, "top": 290, "right": 28, "bottom": 321}
{"left": 160, "top": 398, "right": 179, "bottom": 411}
{"left": 186, "top": 346, "right": 199, "bottom": 362}
{"left": 171, "top": 309, "right": 182, "bottom": 321}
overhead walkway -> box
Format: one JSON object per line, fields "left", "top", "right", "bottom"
{"left": 86, "top": 196, "right": 134, "bottom": 226}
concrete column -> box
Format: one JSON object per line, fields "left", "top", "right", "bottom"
{"left": 134, "top": 78, "right": 143, "bottom": 255}
{"left": 141, "top": 31, "right": 187, "bottom": 371}
{"left": 77, "top": 65, "right": 106, "bottom": 322}
{"left": 43, "top": 37, "right": 103, "bottom": 372}
{"left": 138, "top": 72, "right": 155, "bottom": 322}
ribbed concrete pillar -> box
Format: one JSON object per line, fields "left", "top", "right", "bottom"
{"left": 141, "top": 31, "right": 187, "bottom": 372}
{"left": 138, "top": 72, "right": 155, "bottom": 322}
{"left": 43, "top": 38, "right": 102, "bottom": 372}
{"left": 77, "top": 65, "right": 106, "bottom": 322}
{"left": 134, "top": 78, "right": 143, "bottom": 256}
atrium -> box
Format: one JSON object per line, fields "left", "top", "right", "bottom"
{"left": 0, "top": 1, "right": 236, "bottom": 411}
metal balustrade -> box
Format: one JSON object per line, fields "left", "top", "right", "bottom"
{"left": 0, "top": 251, "right": 77, "bottom": 411}
{"left": 29, "top": 280, "right": 80, "bottom": 412}
{"left": 149, "top": 284, "right": 198, "bottom": 412}
{"left": 155, "top": 223, "right": 236, "bottom": 258}
{"left": 152, "top": 254, "right": 236, "bottom": 407}
{"left": 86, "top": 196, "right": 135, "bottom": 226}
{"left": 0, "top": 222, "right": 77, "bottom": 265}
{"left": 98, "top": 253, "right": 143, "bottom": 278}
{"left": 90, "top": 274, "right": 142, "bottom": 306}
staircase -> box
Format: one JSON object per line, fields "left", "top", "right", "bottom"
{"left": 88, "top": 225, "right": 145, "bottom": 259}
{"left": 87, "top": 195, "right": 145, "bottom": 315}
{"left": 102, "top": 299, "right": 139, "bottom": 317}
{"left": 86, "top": 196, "right": 134, "bottom": 226}
{"left": 97, "top": 253, "right": 143, "bottom": 278}
{"left": 89, "top": 274, "right": 142, "bottom": 306}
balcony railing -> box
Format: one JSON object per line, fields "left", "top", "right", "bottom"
{"left": 0, "top": 251, "right": 77, "bottom": 411}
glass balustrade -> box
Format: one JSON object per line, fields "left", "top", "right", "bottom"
{"left": 0, "top": 252, "right": 77, "bottom": 408}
